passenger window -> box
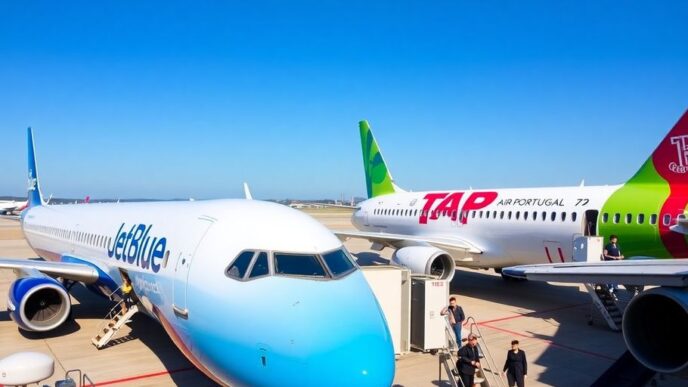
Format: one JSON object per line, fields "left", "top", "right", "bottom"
{"left": 493, "top": 210, "right": 497, "bottom": 218}
{"left": 638, "top": 214, "right": 645, "bottom": 224}
{"left": 650, "top": 214, "right": 658, "bottom": 225}
{"left": 274, "top": 253, "right": 326, "bottom": 277}
{"left": 508, "top": 211, "right": 512, "bottom": 220}
{"left": 532, "top": 211, "right": 537, "bottom": 221}
{"left": 249, "top": 252, "right": 270, "bottom": 278}
{"left": 542, "top": 211, "right": 547, "bottom": 221}
{"left": 486, "top": 211, "right": 490, "bottom": 219}
{"left": 663, "top": 214, "right": 671, "bottom": 226}
{"left": 515, "top": 211, "right": 520, "bottom": 220}
{"left": 572, "top": 212, "right": 577, "bottom": 222}
{"left": 500, "top": 211, "right": 504, "bottom": 219}
{"left": 524, "top": 211, "right": 529, "bottom": 220}
{"left": 471, "top": 211, "right": 476, "bottom": 218}
{"left": 602, "top": 213, "right": 608, "bottom": 223}
{"left": 613, "top": 213, "right": 620, "bottom": 224}
{"left": 479, "top": 211, "right": 483, "bottom": 218}
{"left": 322, "top": 249, "right": 355, "bottom": 277}
{"left": 227, "top": 251, "right": 255, "bottom": 279}
{"left": 551, "top": 212, "right": 556, "bottom": 222}
{"left": 625, "top": 213, "right": 632, "bottom": 224}
{"left": 561, "top": 212, "right": 566, "bottom": 221}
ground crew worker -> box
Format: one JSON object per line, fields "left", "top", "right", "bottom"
{"left": 457, "top": 334, "right": 480, "bottom": 387}
{"left": 441, "top": 296, "right": 466, "bottom": 345}
{"left": 120, "top": 271, "right": 135, "bottom": 314}
{"left": 603, "top": 234, "right": 623, "bottom": 297}
{"left": 503, "top": 339, "right": 527, "bottom": 387}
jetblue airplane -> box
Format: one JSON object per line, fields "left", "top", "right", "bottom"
{"left": 1, "top": 129, "right": 394, "bottom": 386}
{"left": 339, "top": 110, "right": 688, "bottom": 281}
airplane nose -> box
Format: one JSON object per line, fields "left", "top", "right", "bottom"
{"left": 307, "top": 330, "right": 394, "bottom": 386}
{"left": 186, "top": 270, "right": 395, "bottom": 386}
{"left": 295, "top": 272, "right": 395, "bottom": 386}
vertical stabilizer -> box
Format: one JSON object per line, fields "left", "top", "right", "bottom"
{"left": 359, "top": 121, "right": 402, "bottom": 198}
{"left": 27, "top": 127, "right": 44, "bottom": 208}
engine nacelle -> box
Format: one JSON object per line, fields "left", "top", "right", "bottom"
{"left": 7, "top": 276, "right": 71, "bottom": 332}
{"left": 391, "top": 246, "right": 455, "bottom": 282}
{"left": 622, "top": 287, "right": 688, "bottom": 373}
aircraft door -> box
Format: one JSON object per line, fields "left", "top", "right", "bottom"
{"left": 584, "top": 210, "right": 599, "bottom": 236}
{"left": 172, "top": 216, "right": 215, "bottom": 318}
{"left": 70, "top": 224, "right": 79, "bottom": 254}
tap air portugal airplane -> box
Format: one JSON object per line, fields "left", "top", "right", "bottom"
{"left": 0, "top": 129, "right": 394, "bottom": 386}
{"left": 338, "top": 110, "right": 688, "bottom": 282}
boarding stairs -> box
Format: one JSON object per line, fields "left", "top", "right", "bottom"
{"left": 584, "top": 284, "right": 622, "bottom": 332}
{"left": 91, "top": 300, "right": 139, "bottom": 349}
{"left": 438, "top": 316, "right": 506, "bottom": 387}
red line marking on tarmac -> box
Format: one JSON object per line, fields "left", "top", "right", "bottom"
{"left": 473, "top": 302, "right": 588, "bottom": 326}
{"left": 479, "top": 323, "right": 617, "bottom": 361}
{"left": 93, "top": 367, "right": 196, "bottom": 386}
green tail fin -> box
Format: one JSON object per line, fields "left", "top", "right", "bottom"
{"left": 359, "top": 120, "right": 399, "bottom": 198}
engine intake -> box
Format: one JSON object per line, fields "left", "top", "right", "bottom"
{"left": 8, "top": 276, "right": 71, "bottom": 332}
{"left": 392, "top": 246, "right": 455, "bottom": 282}
{"left": 622, "top": 287, "right": 688, "bottom": 374}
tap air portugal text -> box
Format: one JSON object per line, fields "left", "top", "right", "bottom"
{"left": 0, "top": 128, "right": 394, "bottom": 387}
{"left": 336, "top": 110, "right": 688, "bottom": 282}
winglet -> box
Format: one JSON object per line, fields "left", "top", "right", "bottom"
{"left": 27, "top": 127, "right": 44, "bottom": 208}
{"left": 243, "top": 182, "right": 253, "bottom": 200}
{"left": 359, "top": 120, "right": 403, "bottom": 198}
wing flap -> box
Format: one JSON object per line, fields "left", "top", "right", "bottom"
{"left": 503, "top": 259, "right": 688, "bottom": 287}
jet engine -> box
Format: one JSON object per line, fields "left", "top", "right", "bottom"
{"left": 622, "top": 287, "right": 688, "bottom": 373}
{"left": 391, "top": 246, "right": 455, "bottom": 282}
{"left": 7, "top": 275, "right": 71, "bottom": 332}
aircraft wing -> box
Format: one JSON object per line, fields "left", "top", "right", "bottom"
{"left": 0, "top": 258, "right": 100, "bottom": 284}
{"left": 0, "top": 214, "right": 20, "bottom": 221}
{"left": 502, "top": 259, "right": 688, "bottom": 287}
{"left": 334, "top": 230, "right": 483, "bottom": 254}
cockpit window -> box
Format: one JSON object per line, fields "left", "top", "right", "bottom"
{"left": 322, "top": 249, "right": 356, "bottom": 277}
{"left": 274, "top": 253, "right": 327, "bottom": 277}
{"left": 227, "top": 251, "right": 254, "bottom": 279}
{"left": 249, "top": 252, "right": 270, "bottom": 278}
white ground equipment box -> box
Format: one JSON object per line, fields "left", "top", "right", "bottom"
{"left": 410, "top": 275, "right": 449, "bottom": 351}
{"left": 573, "top": 236, "right": 604, "bottom": 262}
{"left": 361, "top": 265, "right": 411, "bottom": 355}
{"left": 0, "top": 351, "right": 54, "bottom": 386}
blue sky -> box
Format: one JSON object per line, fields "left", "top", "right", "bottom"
{"left": 1, "top": 1, "right": 687, "bottom": 199}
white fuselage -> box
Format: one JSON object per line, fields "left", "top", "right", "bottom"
{"left": 353, "top": 185, "right": 621, "bottom": 268}
{"left": 19, "top": 199, "right": 394, "bottom": 386}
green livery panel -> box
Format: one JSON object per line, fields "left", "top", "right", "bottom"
{"left": 359, "top": 120, "right": 396, "bottom": 199}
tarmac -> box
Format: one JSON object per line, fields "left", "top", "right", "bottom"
{"left": 0, "top": 209, "right": 680, "bottom": 386}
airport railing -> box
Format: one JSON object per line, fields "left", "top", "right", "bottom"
{"left": 465, "top": 317, "right": 507, "bottom": 387}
